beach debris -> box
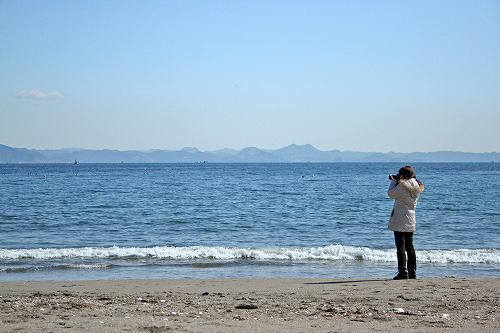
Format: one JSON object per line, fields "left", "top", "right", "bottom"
{"left": 350, "top": 318, "right": 366, "bottom": 322}
{"left": 232, "top": 315, "right": 246, "bottom": 320}
{"left": 397, "top": 295, "right": 420, "bottom": 301}
{"left": 135, "top": 297, "right": 151, "bottom": 303}
{"left": 475, "top": 315, "right": 481, "bottom": 319}
{"left": 317, "top": 304, "right": 346, "bottom": 315}
{"left": 441, "top": 313, "right": 450, "bottom": 319}
{"left": 415, "top": 311, "right": 429, "bottom": 317}
{"left": 140, "top": 326, "right": 172, "bottom": 333}
{"left": 201, "top": 292, "right": 209, "bottom": 296}
{"left": 392, "top": 308, "right": 407, "bottom": 314}
{"left": 235, "top": 303, "right": 258, "bottom": 310}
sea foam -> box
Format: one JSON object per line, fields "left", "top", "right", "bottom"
{"left": 1, "top": 245, "right": 498, "bottom": 264}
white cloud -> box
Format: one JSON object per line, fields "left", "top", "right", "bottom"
{"left": 15, "top": 89, "right": 65, "bottom": 100}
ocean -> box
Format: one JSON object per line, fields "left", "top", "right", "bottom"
{"left": 0, "top": 163, "right": 498, "bottom": 281}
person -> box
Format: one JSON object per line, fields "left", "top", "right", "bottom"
{"left": 387, "top": 165, "right": 425, "bottom": 280}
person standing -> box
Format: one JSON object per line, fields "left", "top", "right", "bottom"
{"left": 388, "top": 166, "right": 425, "bottom": 280}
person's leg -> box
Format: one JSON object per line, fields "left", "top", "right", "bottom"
{"left": 404, "top": 232, "right": 416, "bottom": 278}
{"left": 393, "top": 231, "right": 408, "bottom": 279}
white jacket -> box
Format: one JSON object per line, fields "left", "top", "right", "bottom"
{"left": 388, "top": 178, "right": 424, "bottom": 232}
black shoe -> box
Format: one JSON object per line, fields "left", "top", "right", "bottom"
{"left": 409, "top": 274, "right": 416, "bottom": 279}
{"left": 393, "top": 273, "right": 408, "bottom": 280}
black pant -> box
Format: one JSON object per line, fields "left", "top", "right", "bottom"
{"left": 394, "top": 231, "right": 416, "bottom": 276}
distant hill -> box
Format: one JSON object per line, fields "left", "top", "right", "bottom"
{"left": 0, "top": 144, "right": 47, "bottom": 163}
{"left": 273, "top": 144, "right": 326, "bottom": 162}
{"left": 0, "top": 144, "right": 499, "bottom": 163}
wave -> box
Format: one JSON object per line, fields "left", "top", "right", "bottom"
{"left": 0, "top": 263, "right": 112, "bottom": 273}
{"left": 0, "top": 245, "right": 498, "bottom": 264}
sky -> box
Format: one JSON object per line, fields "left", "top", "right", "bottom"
{"left": 0, "top": 0, "right": 499, "bottom": 153}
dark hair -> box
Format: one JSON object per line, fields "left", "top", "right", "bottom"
{"left": 398, "top": 165, "right": 416, "bottom": 179}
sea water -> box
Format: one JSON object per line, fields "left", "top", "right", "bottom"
{"left": 0, "top": 163, "right": 498, "bottom": 281}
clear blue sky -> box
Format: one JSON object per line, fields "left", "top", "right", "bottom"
{"left": 1, "top": 0, "right": 499, "bottom": 152}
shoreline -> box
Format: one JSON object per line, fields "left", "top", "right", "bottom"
{"left": 1, "top": 277, "right": 498, "bottom": 332}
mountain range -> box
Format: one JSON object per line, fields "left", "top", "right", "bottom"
{"left": 1, "top": 144, "right": 499, "bottom": 163}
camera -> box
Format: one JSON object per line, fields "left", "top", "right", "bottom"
{"left": 389, "top": 174, "right": 400, "bottom": 181}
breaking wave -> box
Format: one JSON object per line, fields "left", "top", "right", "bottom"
{"left": 0, "top": 263, "right": 112, "bottom": 273}
{"left": 1, "top": 245, "right": 498, "bottom": 264}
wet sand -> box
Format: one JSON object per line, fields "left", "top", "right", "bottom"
{"left": 1, "top": 277, "right": 498, "bottom": 332}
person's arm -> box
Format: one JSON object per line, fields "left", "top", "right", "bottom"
{"left": 415, "top": 178, "right": 425, "bottom": 192}
{"left": 388, "top": 180, "right": 405, "bottom": 199}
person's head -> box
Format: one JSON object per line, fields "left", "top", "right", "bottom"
{"left": 398, "top": 165, "right": 416, "bottom": 179}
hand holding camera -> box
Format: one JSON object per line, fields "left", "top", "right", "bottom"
{"left": 389, "top": 174, "right": 400, "bottom": 181}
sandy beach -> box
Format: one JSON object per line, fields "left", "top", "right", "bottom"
{"left": 0, "top": 277, "right": 498, "bottom": 332}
